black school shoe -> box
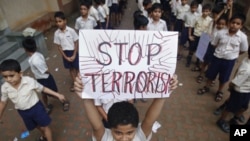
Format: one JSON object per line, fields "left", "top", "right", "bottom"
{"left": 216, "top": 119, "right": 230, "bottom": 133}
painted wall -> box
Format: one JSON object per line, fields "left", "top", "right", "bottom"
{"left": 0, "top": 0, "right": 77, "bottom": 32}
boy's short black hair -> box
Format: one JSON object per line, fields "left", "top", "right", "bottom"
{"left": 133, "top": 10, "right": 143, "bottom": 19}
{"left": 22, "top": 37, "right": 37, "bottom": 53}
{"left": 202, "top": 4, "right": 212, "bottom": 11}
{"left": 0, "top": 59, "right": 21, "bottom": 73}
{"left": 196, "top": 0, "right": 203, "bottom": 4}
{"left": 80, "top": 0, "right": 91, "bottom": 9}
{"left": 143, "top": 0, "right": 152, "bottom": 6}
{"left": 54, "top": 11, "right": 66, "bottom": 20}
{"left": 151, "top": 3, "right": 162, "bottom": 11}
{"left": 134, "top": 14, "right": 149, "bottom": 29}
{"left": 190, "top": 0, "right": 199, "bottom": 7}
{"left": 230, "top": 13, "right": 246, "bottom": 24}
{"left": 108, "top": 101, "right": 139, "bottom": 128}
{"left": 217, "top": 15, "right": 228, "bottom": 24}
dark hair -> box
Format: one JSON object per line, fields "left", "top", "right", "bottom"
{"left": 133, "top": 10, "right": 142, "bottom": 19}
{"left": 54, "top": 11, "right": 66, "bottom": 20}
{"left": 190, "top": 0, "right": 199, "bottom": 7}
{"left": 230, "top": 13, "right": 246, "bottom": 24}
{"left": 134, "top": 14, "right": 149, "bottom": 29}
{"left": 108, "top": 101, "right": 139, "bottom": 128}
{"left": 143, "top": 0, "right": 152, "bottom": 6}
{"left": 248, "top": 46, "right": 250, "bottom": 58}
{"left": 22, "top": 37, "right": 37, "bottom": 53}
{"left": 151, "top": 3, "right": 162, "bottom": 11}
{"left": 217, "top": 16, "right": 228, "bottom": 24}
{"left": 202, "top": 4, "right": 212, "bottom": 11}
{"left": 0, "top": 59, "right": 21, "bottom": 73}
{"left": 196, "top": 0, "right": 203, "bottom": 4}
{"left": 81, "top": 0, "right": 91, "bottom": 9}
{"left": 94, "top": 0, "right": 101, "bottom": 5}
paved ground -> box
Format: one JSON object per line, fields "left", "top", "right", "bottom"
{"left": 1, "top": 0, "right": 250, "bottom": 141}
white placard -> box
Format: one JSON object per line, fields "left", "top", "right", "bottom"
{"left": 79, "top": 30, "right": 178, "bottom": 99}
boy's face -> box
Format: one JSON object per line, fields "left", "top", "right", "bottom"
{"left": 190, "top": 6, "right": 198, "bottom": 13}
{"left": 202, "top": 9, "right": 211, "bottom": 18}
{"left": 151, "top": 8, "right": 162, "bottom": 21}
{"left": 80, "top": 5, "right": 88, "bottom": 16}
{"left": 216, "top": 19, "right": 227, "bottom": 30}
{"left": 1, "top": 71, "right": 22, "bottom": 87}
{"left": 55, "top": 17, "right": 66, "bottom": 30}
{"left": 229, "top": 18, "right": 243, "bottom": 33}
{"left": 111, "top": 124, "right": 136, "bottom": 141}
{"left": 181, "top": 0, "right": 188, "bottom": 5}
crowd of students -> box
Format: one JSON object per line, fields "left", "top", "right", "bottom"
{"left": 0, "top": 0, "right": 249, "bottom": 140}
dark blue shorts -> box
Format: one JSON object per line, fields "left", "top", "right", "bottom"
{"left": 169, "top": 13, "right": 176, "bottom": 25}
{"left": 63, "top": 50, "right": 79, "bottom": 69}
{"left": 180, "top": 27, "right": 189, "bottom": 45}
{"left": 226, "top": 89, "right": 250, "bottom": 113}
{"left": 18, "top": 101, "right": 51, "bottom": 130}
{"left": 205, "top": 56, "right": 236, "bottom": 83}
{"left": 111, "top": 3, "right": 119, "bottom": 13}
{"left": 37, "top": 74, "right": 58, "bottom": 92}
{"left": 189, "top": 36, "right": 200, "bottom": 52}
{"left": 174, "top": 19, "right": 184, "bottom": 33}
{"left": 203, "top": 43, "right": 215, "bottom": 64}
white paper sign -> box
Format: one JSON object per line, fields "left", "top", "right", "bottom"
{"left": 79, "top": 30, "right": 178, "bottom": 99}
{"left": 195, "top": 33, "right": 211, "bottom": 62}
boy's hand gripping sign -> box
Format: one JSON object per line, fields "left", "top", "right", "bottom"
{"left": 79, "top": 30, "right": 178, "bottom": 99}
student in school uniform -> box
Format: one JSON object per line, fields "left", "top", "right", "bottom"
{"left": 186, "top": 4, "right": 213, "bottom": 68}
{"left": 147, "top": 3, "right": 167, "bottom": 31}
{"left": 174, "top": 0, "right": 190, "bottom": 33}
{"left": 197, "top": 14, "right": 249, "bottom": 103}
{"left": 177, "top": 0, "right": 199, "bottom": 60}
{"left": 75, "top": 1, "right": 97, "bottom": 31}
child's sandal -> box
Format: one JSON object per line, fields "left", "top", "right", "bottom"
{"left": 38, "top": 136, "right": 47, "bottom": 141}
{"left": 197, "top": 86, "right": 209, "bottom": 95}
{"left": 63, "top": 101, "right": 70, "bottom": 112}
{"left": 214, "top": 91, "right": 223, "bottom": 102}
{"left": 196, "top": 75, "right": 204, "bottom": 83}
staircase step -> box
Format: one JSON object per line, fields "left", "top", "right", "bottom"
{"left": 0, "top": 42, "right": 19, "bottom": 60}
{"left": 3, "top": 48, "right": 28, "bottom": 62}
{"left": 0, "top": 35, "right": 8, "bottom": 45}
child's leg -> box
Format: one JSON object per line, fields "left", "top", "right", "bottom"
{"left": 37, "top": 126, "right": 52, "bottom": 141}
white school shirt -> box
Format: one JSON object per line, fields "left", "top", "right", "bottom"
{"left": 176, "top": 4, "right": 190, "bottom": 20}
{"left": 232, "top": 57, "right": 250, "bottom": 93}
{"left": 103, "top": 4, "right": 110, "bottom": 16}
{"left": 1, "top": 76, "right": 43, "bottom": 110}
{"left": 112, "top": 0, "right": 118, "bottom": 4}
{"left": 106, "top": 0, "right": 112, "bottom": 7}
{"left": 147, "top": 18, "right": 168, "bottom": 31}
{"left": 89, "top": 6, "right": 100, "bottom": 22}
{"left": 212, "top": 29, "right": 248, "bottom": 60}
{"left": 142, "top": 8, "right": 148, "bottom": 18}
{"left": 29, "top": 52, "right": 49, "bottom": 79}
{"left": 92, "top": 125, "right": 152, "bottom": 141}
{"left": 183, "top": 11, "right": 198, "bottom": 27}
{"left": 54, "top": 26, "right": 78, "bottom": 51}
{"left": 170, "top": 0, "right": 181, "bottom": 15}
{"left": 97, "top": 5, "right": 107, "bottom": 23}
{"left": 197, "top": 4, "right": 202, "bottom": 16}
{"left": 193, "top": 15, "right": 213, "bottom": 37}
{"left": 137, "top": 0, "right": 143, "bottom": 11}
{"left": 75, "top": 16, "right": 97, "bottom": 30}
{"left": 152, "top": 0, "right": 161, "bottom": 4}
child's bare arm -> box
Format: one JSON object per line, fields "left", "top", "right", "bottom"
{"left": 55, "top": 44, "right": 68, "bottom": 60}
{"left": 141, "top": 98, "right": 166, "bottom": 137}
{"left": 83, "top": 99, "right": 105, "bottom": 141}
{"left": 141, "top": 74, "right": 178, "bottom": 137}
{"left": 42, "top": 87, "right": 66, "bottom": 102}
{"left": 74, "top": 74, "right": 105, "bottom": 140}
{"left": 0, "top": 101, "right": 7, "bottom": 122}
{"left": 96, "top": 106, "right": 108, "bottom": 121}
